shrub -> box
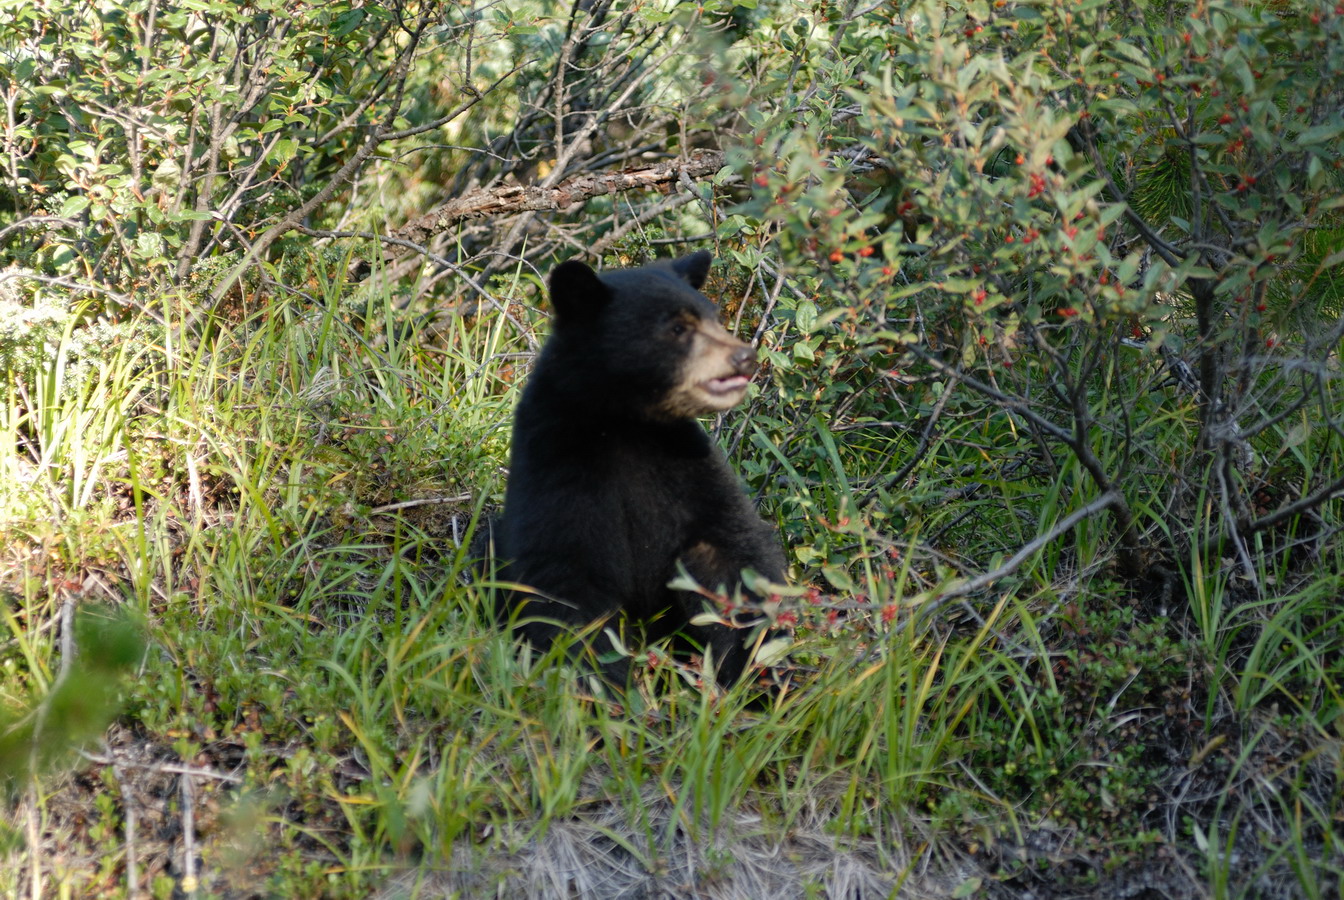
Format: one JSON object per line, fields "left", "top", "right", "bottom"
{"left": 733, "top": 0, "right": 1344, "bottom": 590}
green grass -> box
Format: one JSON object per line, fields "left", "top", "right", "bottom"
{"left": 2, "top": 262, "right": 1342, "bottom": 898}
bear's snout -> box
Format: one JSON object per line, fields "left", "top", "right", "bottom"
{"left": 730, "top": 344, "right": 757, "bottom": 376}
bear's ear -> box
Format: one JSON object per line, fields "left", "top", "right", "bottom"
{"left": 548, "top": 259, "right": 610, "bottom": 321}
{"left": 670, "top": 251, "right": 713, "bottom": 290}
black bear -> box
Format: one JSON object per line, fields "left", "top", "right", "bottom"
{"left": 491, "top": 251, "right": 786, "bottom": 688}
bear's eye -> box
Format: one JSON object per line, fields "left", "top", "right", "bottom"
{"left": 669, "top": 321, "right": 691, "bottom": 338}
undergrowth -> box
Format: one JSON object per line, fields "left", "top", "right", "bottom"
{"left": 2, "top": 252, "right": 1341, "bottom": 899}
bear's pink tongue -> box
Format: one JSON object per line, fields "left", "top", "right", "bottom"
{"left": 706, "top": 375, "right": 750, "bottom": 395}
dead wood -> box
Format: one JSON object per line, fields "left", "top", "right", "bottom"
{"left": 397, "top": 149, "right": 725, "bottom": 243}
{"left": 348, "top": 150, "right": 729, "bottom": 282}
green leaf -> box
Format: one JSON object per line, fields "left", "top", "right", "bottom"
{"left": 795, "top": 299, "right": 818, "bottom": 333}
{"left": 822, "top": 565, "right": 853, "bottom": 591}
{"left": 269, "top": 138, "right": 299, "bottom": 166}
{"left": 1296, "top": 122, "right": 1344, "bottom": 146}
{"left": 135, "top": 232, "right": 165, "bottom": 260}
{"left": 332, "top": 8, "right": 365, "bottom": 36}
{"left": 952, "top": 877, "right": 983, "bottom": 898}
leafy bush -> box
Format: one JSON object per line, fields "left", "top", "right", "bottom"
{"left": 735, "top": 0, "right": 1344, "bottom": 590}
{"left": 2, "top": 0, "right": 445, "bottom": 291}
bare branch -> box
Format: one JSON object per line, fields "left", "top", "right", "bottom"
{"left": 78, "top": 751, "right": 244, "bottom": 784}
{"left": 1240, "top": 472, "right": 1344, "bottom": 538}
{"left": 301, "top": 226, "right": 535, "bottom": 345}
{"left": 199, "top": 11, "right": 433, "bottom": 316}
{"left": 0, "top": 216, "right": 80, "bottom": 242}
{"left": 919, "top": 490, "right": 1123, "bottom": 621}
{"left": 860, "top": 369, "right": 960, "bottom": 505}
{"left": 369, "top": 494, "right": 473, "bottom": 515}
{"left": 392, "top": 149, "right": 727, "bottom": 249}
{"left": 378, "top": 60, "right": 532, "bottom": 142}
{"left": 0, "top": 271, "right": 165, "bottom": 323}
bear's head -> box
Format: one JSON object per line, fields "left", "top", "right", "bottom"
{"left": 541, "top": 252, "right": 759, "bottom": 421}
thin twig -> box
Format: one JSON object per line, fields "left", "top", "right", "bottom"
{"left": 911, "top": 347, "right": 1074, "bottom": 443}
{"left": 0, "top": 271, "right": 165, "bottom": 323}
{"left": 918, "top": 490, "right": 1122, "bottom": 622}
{"left": 302, "top": 226, "right": 535, "bottom": 345}
{"left": 180, "top": 774, "right": 197, "bottom": 898}
{"left": 25, "top": 784, "right": 40, "bottom": 900}
{"left": 0, "top": 216, "right": 80, "bottom": 242}
{"left": 369, "top": 494, "right": 473, "bottom": 515}
{"left": 107, "top": 754, "right": 139, "bottom": 897}
{"left": 1240, "top": 471, "right": 1344, "bottom": 537}
{"left": 77, "top": 751, "right": 244, "bottom": 784}
{"left": 1215, "top": 448, "right": 1259, "bottom": 584}
{"left": 24, "top": 596, "right": 75, "bottom": 900}
{"left": 588, "top": 191, "right": 700, "bottom": 259}
{"left": 860, "top": 369, "right": 960, "bottom": 505}
{"left": 377, "top": 60, "right": 533, "bottom": 142}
